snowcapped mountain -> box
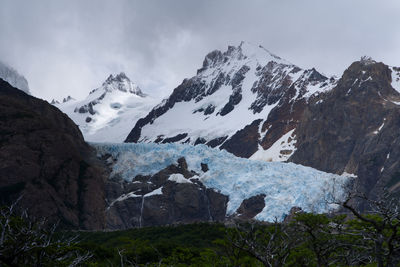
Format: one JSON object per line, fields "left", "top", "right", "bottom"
{"left": 56, "top": 73, "right": 158, "bottom": 142}
{"left": 125, "top": 42, "right": 337, "bottom": 160}
{"left": 0, "top": 60, "right": 30, "bottom": 94}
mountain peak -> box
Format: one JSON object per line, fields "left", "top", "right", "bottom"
{"left": 63, "top": 95, "right": 75, "bottom": 103}
{"left": 96, "top": 72, "right": 144, "bottom": 96}
{"left": 104, "top": 72, "right": 129, "bottom": 84}
{"left": 238, "top": 41, "right": 286, "bottom": 62}
{"left": 51, "top": 95, "right": 75, "bottom": 105}
{"left": 198, "top": 42, "right": 291, "bottom": 74}
{"left": 359, "top": 56, "right": 376, "bottom": 66}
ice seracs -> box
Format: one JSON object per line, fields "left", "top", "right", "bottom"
{"left": 93, "top": 142, "right": 353, "bottom": 222}
{"left": 55, "top": 72, "right": 159, "bottom": 142}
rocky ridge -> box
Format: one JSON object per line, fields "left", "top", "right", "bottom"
{"left": 291, "top": 59, "right": 400, "bottom": 202}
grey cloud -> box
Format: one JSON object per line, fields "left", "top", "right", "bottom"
{"left": 0, "top": 0, "right": 399, "bottom": 100}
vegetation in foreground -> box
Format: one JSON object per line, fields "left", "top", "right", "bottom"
{"left": 2, "top": 191, "right": 400, "bottom": 266}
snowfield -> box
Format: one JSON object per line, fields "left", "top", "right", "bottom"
{"left": 93, "top": 142, "right": 353, "bottom": 222}
{"left": 57, "top": 92, "right": 158, "bottom": 142}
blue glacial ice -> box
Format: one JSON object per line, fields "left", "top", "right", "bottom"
{"left": 92, "top": 142, "right": 353, "bottom": 222}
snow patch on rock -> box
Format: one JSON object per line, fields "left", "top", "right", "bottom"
{"left": 251, "top": 129, "right": 297, "bottom": 162}
{"left": 145, "top": 187, "right": 163, "bottom": 197}
{"left": 168, "top": 173, "right": 192, "bottom": 184}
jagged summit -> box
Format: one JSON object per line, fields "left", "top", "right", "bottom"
{"left": 63, "top": 95, "right": 75, "bottom": 103}
{"left": 360, "top": 55, "right": 376, "bottom": 65}
{"left": 198, "top": 41, "right": 291, "bottom": 74}
{"left": 51, "top": 95, "right": 75, "bottom": 105}
{"left": 89, "top": 72, "right": 144, "bottom": 96}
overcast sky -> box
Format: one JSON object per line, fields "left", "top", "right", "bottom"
{"left": 1, "top": 0, "right": 400, "bottom": 100}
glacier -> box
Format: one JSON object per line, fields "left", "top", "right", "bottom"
{"left": 92, "top": 142, "right": 353, "bottom": 222}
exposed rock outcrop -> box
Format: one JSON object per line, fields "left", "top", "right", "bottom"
{"left": 291, "top": 60, "right": 400, "bottom": 203}
{"left": 235, "top": 194, "right": 266, "bottom": 220}
{"left": 0, "top": 79, "right": 106, "bottom": 229}
{"left": 105, "top": 157, "right": 228, "bottom": 229}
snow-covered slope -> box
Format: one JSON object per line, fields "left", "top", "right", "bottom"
{"left": 251, "top": 129, "right": 297, "bottom": 162}
{"left": 93, "top": 142, "right": 353, "bottom": 221}
{"left": 0, "top": 60, "right": 30, "bottom": 94}
{"left": 126, "top": 42, "right": 337, "bottom": 159}
{"left": 56, "top": 73, "right": 158, "bottom": 142}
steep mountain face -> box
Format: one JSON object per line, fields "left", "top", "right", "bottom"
{"left": 126, "top": 42, "right": 336, "bottom": 160}
{"left": 56, "top": 73, "right": 158, "bottom": 142}
{"left": 291, "top": 59, "right": 400, "bottom": 201}
{"left": 0, "top": 61, "right": 30, "bottom": 94}
{"left": 0, "top": 79, "right": 106, "bottom": 229}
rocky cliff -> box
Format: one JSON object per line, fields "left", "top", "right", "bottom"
{"left": 0, "top": 79, "right": 106, "bottom": 229}
{"left": 291, "top": 59, "right": 400, "bottom": 202}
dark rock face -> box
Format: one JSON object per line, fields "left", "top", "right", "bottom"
{"left": 0, "top": 79, "right": 106, "bottom": 230}
{"left": 206, "top": 136, "right": 228, "bottom": 148}
{"left": 105, "top": 157, "right": 228, "bottom": 229}
{"left": 236, "top": 194, "right": 266, "bottom": 219}
{"left": 291, "top": 61, "right": 400, "bottom": 202}
{"left": 194, "top": 137, "right": 207, "bottom": 145}
{"left": 161, "top": 133, "right": 188, "bottom": 144}
{"left": 201, "top": 163, "right": 209, "bottom": 172}
{"left": 221, "top": 119, "right": 262, "bottom": 158}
